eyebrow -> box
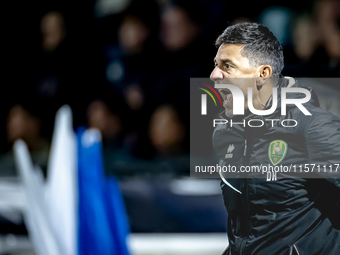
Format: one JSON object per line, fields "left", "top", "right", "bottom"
{"left": 214, "top": 58, "right": 238, "bottom": 68}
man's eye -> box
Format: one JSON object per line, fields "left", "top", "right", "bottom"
{"left": 214, "top": 62, "right": 218, "bottom": 67}
{"left": 225, "top": 63, "right": 230, "bottom": 68}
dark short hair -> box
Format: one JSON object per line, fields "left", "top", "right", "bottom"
{"left": 215, "top": 22, "right": 284, "bottom": 78}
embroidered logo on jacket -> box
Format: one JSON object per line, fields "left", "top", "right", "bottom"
{"left": 268, "top": 140, "right": 288, "bottom": 165}
{"left": 225, "top": 144, "right": 235, "bottom": 158}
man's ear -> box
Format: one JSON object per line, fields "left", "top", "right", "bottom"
{"left": 256, "top": 65, "right": 272, "bottom": 88}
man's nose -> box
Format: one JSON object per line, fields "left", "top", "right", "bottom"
{"left": 210, "top": 67, "right": 223, "bottom": 82}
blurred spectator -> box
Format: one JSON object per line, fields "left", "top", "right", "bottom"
{"left": 147, "top": 104, "right": 189, "bottom": 175}
{"left": 35, "top": 10, "right": 72, "bottom": 133}
{"left": 0, "top": 104, "right": 49, "bottom": 177}
{"left": 119, "top": 14, "right": 151, "bottom": 56}
{"left": 116, "top": 13, "right": 152, "bottom": 110}
{"left": 291, "top": 0, "right": 340, "bottom": 77}
{"left": 85, "top": 98, "right": 139, "bottom": 176}
{"left": 293, "top": 16, "right": 317, "bottom": 62}
{"left": 124, "top": 84, "right": 144, "bottom": 111}
{"left": 313, "top": 0, "right": 340, "bottom": 69}
{"left": 145, "top": 3, "right": 209, "bottom": 110}
{"left": 35, "top": 10, "right": 100, "bottom": 132}
{"left": 41, "top": 11, "right": 67, "bottom": 53}
{"left": 102, "top": 1, "right": 162, "bottom": 159}
{"left": 104, "top": 1, "right": 160, "bottom": 99}
{"left": 87, "top": 100, "right": 122, "bottom": 140}
{"left": 149, "top": 105, "right": 185, "bottom": 155}
{"left": 6, "top": 105, "right": 47, "bottom": 152}
{"left": 160, "top": 6, "right": 200, "bottom": 52}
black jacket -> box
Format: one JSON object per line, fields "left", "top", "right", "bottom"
{"left": 213, "top": 77, "right": 340, "bottom": 255}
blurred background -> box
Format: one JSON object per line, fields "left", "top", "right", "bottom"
{"left": 0, "top": 0, "right": 340, "bottom": 254}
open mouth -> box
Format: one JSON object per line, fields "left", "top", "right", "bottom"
{"left": 219, "top": 89, "right": 232, "bottom": 102}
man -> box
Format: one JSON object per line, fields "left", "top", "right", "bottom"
{"left": 210, "top": 22, "right": 340, "bottom": 255}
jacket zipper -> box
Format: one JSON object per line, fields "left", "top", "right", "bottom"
{"left": 243, "top": 139, "right": 247, "bottom": 156}
{"left": 240, "top": 139, "right": 250, "bottom": 254}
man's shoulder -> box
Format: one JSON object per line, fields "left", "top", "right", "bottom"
{"left": 286, "top": 76, "right": 340, "bottom": 121}
{"left": 290, "top": 103, "right": 340, "bottom": 136}
{"left": 283, "top": 77, "right": 340, "bottom": 133}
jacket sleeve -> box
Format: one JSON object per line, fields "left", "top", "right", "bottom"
{"left": 305, "top": 109, "right": 340, "bottom": 188}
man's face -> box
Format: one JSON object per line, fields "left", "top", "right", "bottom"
{"left": 210, "top": 44, "right": 260, "bottom": 117}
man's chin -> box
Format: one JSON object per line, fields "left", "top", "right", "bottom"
{"left": 224, "top": 108, "right": 233, "bottom": 118}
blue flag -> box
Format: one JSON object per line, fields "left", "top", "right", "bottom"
{"left": 77, "top": 127, "right": 130, "bottom": 255}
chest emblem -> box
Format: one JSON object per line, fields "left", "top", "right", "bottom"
{"left": 268, "top": 140, "right": 288, "bottom": 165}
{"left": 225, "top": 144, "right": 235, "bottom": 159}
